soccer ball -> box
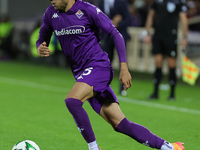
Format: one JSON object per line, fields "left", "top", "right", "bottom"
{"left": 12, "top": 140, "right": 40, "bottom": 150}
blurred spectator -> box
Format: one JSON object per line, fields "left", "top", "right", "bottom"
{"left": 133, "top": 0, "right": 146, "bottom": 27}
{"left": 187, "top": 0, "right": 200, "bottom": 18}
{"left": 128, "top": 0, "right": 153, "bottom": 27}
{"left": 98, "top": 0, "right": 131, "bottom": 96}
{"left": 0, "top": 14, "right": 14, "bottom": 60}
{"left": 187, "top": 0, "right": 200, "bottom": 31}
{"left": 128, "top": 3, "right": 142, "bottom": 27}
{"left": 138, "top": 0, "right": 154, "bottom": 27}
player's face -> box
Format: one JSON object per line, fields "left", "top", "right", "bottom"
{"left": 49, "top": 0, "right": 68, "bottom": 11}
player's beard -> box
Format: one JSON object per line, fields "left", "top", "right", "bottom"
{"left": 54, "top": 5, "right": 66, "bottom": 12}
{"left": 54, "top": 0, "right": 68, "bottom": 12}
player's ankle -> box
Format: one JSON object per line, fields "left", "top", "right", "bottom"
{"left": 160, "top": 141, "right": 174, "bottom": 150}
{"left": 88, "top": 140, "right": 99, "bottom": 150}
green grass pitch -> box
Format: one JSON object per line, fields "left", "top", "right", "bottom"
{"left": 0, "top": 61, "right": 199, "bottom": 150}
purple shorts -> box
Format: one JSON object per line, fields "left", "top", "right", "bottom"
{"left": 76, "top": 66, "right": 119, "bottom": 114}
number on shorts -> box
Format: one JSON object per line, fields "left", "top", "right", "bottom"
{"left": 77, "top": 67, "right": 93, "bottom": 79}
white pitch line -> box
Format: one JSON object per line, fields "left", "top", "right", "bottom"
{"left": 118, "top": 96, "right": 200, "bottom": 115}
{"left": 0, "top": 76, "right": 69, "bottom": 93}
{"left": 1, "top": 76, "right": 200, "bottom": 115}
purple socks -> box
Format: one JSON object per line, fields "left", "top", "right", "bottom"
{"left": 65, "top": 98, "right": 164, "bottom": 149}
{"left": 115, "top": 118, "right": 164, "bottom": 149}
{"left": 65, "top": 98, "right": 96, "bottom": 143}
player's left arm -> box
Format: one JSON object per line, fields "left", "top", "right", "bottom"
{"left": 119, "top": 62, "right": 132, "bottom": 90}
{"left": 110, "top": 29, "right": 132, "bottom": 90}
{"left": 87, "top": 5, "right": 132, "bottom": 89}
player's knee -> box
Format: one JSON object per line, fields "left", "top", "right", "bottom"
{"left": 65, "top": 98, "right": 83, "bottom": 111}
{"left": 110, "top": 120, "right": 123, "bottom": 130}
{"left": 114, "top": 125, "right": 120, "bottom": 132}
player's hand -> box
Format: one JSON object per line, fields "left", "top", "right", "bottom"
{"left": 144, "top": 35, "right": 152, "bottom": 45}
{"left": 112, "top": 14, "right": 122, "bottom": 27}
{"left": 180, "top": 38, "right": 187, "bottom": 49}
{"left": 37, "top": 42, "right": 52, "bottom": 57}
{"left": 119, "top": 62, "right": 132, "bottom": 90}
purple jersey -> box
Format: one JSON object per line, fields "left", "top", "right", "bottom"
{"left": 36, "top": 0, "right": 126, "bottom": 79}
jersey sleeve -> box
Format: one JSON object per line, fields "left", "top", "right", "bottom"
{"left": 87, "top": 5, "right": 115, "bottom": 36}
{"left": 36, "top": 7, "right": 53, "bottom": 48}
{"left": 86, "top": 5, "right": 127, "bottom": 63}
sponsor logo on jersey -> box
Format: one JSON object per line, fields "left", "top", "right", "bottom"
{"left": 75, "top": 9, "right": 84, "bottom": 19}
{"left": 54, "top": 25, "right": 85, "bottom": 36}
{"left": 52, "top": 13, "right": 59, "bottom": 18}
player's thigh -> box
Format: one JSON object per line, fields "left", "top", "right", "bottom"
{"left": 154, "top": 54, "right": 164, "bottom": 67}
{"left": 152, "top": 35, "right": 162, "bottom": 55}
{"left": 166, "top": 57, "right": 176, "bottom": 68}
{"left": 100, "top": 102, "right": 125, "bottom": 128}
{"left": 164, "top": 35, "right": 178, "bottom": 58}
{"left": 165, "top": 39, "right": 177, "bottom": 68}
{"left": 66, "top": 82, "right": 95, "bottom": 103}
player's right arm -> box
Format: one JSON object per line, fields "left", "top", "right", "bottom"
{"left": 144, "top": 9, "right": 155, "bottom": 44}
{"left": 179, "top": 3, "right": 188, "bottom": 48}
{"left": 37, "top": 42, "right": 52, "bottom": 57}
{"left": 144, "top": 1, "right": 156, "bottom": 44}
{"left": 36, "top": 7, "right": 54, "bottom": 57}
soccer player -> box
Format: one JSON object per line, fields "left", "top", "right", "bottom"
{"left": 36, "top": 0, "right": 184, "bottom": 150}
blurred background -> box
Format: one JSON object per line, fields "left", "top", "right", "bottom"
{"left": 0, "top": 0, "right": 200, "bottom": 77}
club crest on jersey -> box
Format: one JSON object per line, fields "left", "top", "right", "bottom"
{"left": 76, "top": 9, "right": 84, "bottom": 19}
{"left": 167, "top": 2, "right": 176, "bottom": 13}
